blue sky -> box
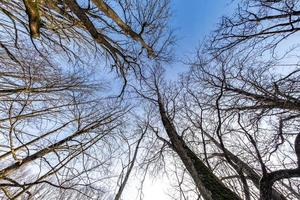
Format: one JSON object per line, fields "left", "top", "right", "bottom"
{"left": 172, "top": 0, "right": 230, "bottom": 48}
{"left": 167, "top": 0, "right": 234, "bottom": 75}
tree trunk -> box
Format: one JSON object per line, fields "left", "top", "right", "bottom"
{"left": 203, "top": 131, "right": 288, "bottom": 200}
{"left": 157, "top": 97, "right": 241, "bottom": 200}
{"left": 260, "top": 176, "right": 272, "bottom": 200}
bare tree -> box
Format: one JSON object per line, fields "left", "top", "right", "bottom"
{"left": 0, "top": 39, "right": 131, "bottom": 199}
{"left": 0, "top": 0, "right": 174, "bottom": 81}
{"left": 184, "top": 52, "right": 300, "bottom": 199}
{"left": 208, "top": 0, "right": 300, "bottom": 57}
{"left": 2, "top": 1, "right": 300, "bottom": 200}
{"left": 133, "top": 67, "right": 242, "bottom": 200}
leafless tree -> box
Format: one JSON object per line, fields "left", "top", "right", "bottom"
{"left": 0, "top": 39, "right": 132, "bottom": 199}
{"left": 0, "top": 0, "right": 175, "bottom": 199}
{"left": 208, "top": 0, "right": 300, "bottom": 57}
{"left": 132, "top": 66, "right": 243, "bottom": 200}
{"left": 183, "top": 51, "right": 300, "bottom": 199}
{"left": 0, "top": 0, "right": 174, "bottom": 83}
{"left": 2, "top": 1, "right": 300, "bottom": 200}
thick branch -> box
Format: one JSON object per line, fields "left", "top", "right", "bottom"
{"left": 23, "top": 0, "right": 41, "bottom": 38}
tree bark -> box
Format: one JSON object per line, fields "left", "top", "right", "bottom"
{"left": 157, "top": 95, "right": 241, "bottom": 200}
{"left": 23, "top": 0, "right": 41, "bottom": 38}
{"left": 202, "top": 131, "right": 288, "bottom": 200}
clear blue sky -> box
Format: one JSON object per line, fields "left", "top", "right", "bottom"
{"left": 167, "top": 0, "right": 234, "bottom": 76}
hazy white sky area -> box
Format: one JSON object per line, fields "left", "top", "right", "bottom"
{"left": 124, "top": 175, "right": 172, "bottom": 200}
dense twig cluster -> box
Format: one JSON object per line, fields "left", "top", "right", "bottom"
{"left": 0, "top": 0, "right": 300, "bottom": 200}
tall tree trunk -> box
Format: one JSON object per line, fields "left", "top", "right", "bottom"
{"left": 157, "top": 96, "right": 241, "bottom": 200}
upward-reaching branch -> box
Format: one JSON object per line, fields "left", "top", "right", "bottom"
{"left": 23, "top": 0, "right": 41, "bottom": 38}
{"left": 91, "top": 0, "right": 154, "bottom": 57}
